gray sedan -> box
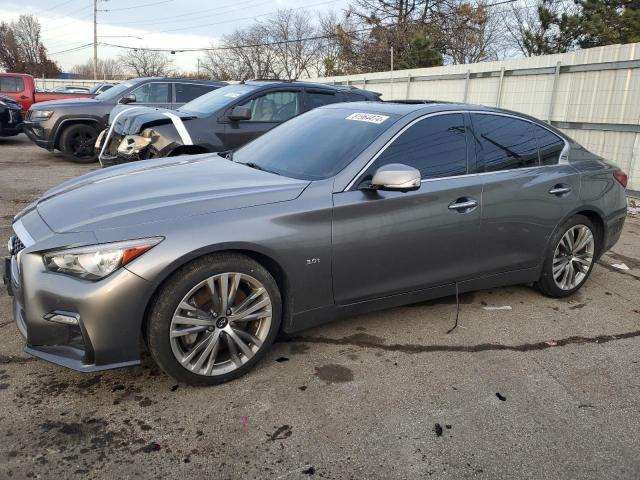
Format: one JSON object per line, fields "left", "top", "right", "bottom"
{"left": 4, "top": 102, "right": 628, "bottom": 385}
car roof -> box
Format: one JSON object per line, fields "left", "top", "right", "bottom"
{"left": 242, "top": 79, "right": 376, "bottom": 95}
{"left": 322, "top": 100, "right": 555, "bottom": 125}
{"left": 129, "top": 77, "right": 227, "bottom": 86}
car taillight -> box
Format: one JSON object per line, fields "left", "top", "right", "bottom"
{"left": 613, "top": 170, "right": 628, "bottom": 188}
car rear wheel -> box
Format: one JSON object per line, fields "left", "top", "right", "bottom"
{"left": 59, "top": 124, "right": 99, "bottom": 163}
{"left": 146, "top": 253, "right": 281, "bottom": 385}
{"left": 537, "top": 214, "right": 598, "bottom": 297}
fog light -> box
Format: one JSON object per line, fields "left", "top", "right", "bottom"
{"left": 44, "top": 311, "right": 80, "bottom": 326}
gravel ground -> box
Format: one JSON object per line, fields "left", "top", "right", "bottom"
{"left": 1, "top": 134, "right": 639, "bottom": 480}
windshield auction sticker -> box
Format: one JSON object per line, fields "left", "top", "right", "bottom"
{"left": 345, "top": 113, "right": 389, "bottom": 124}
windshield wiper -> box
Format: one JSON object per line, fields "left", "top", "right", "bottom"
{"left": 218, "top": 149, "right": 233, "bottom": 161}
{"left": 244, "top": 162, "right": 263, "bottom": 171}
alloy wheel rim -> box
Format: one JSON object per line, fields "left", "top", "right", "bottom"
{"left": 552, "top": 224, "right": 595, "bottom": 290}
{"left": 169, "top": 272, "right": 272, "bottom": 376}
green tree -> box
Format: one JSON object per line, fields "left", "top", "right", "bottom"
{"left": 397, "top": 33, "right": 443, "bottom": 69}
{"left": 575, "top": 0, "right": 640, "bottom": 48}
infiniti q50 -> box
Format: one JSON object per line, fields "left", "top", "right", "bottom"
{"left": 4, "top": 102, "right": 627, "bottom": 384}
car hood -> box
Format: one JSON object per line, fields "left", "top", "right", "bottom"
{"left": 36, "top": 154, "right": 309, "bottom": 233}
{"left": 31, "top": 98, "right": 102, "bottom": 110}
{"left": 110, "top": 106, "right": 196, "bottom": 135}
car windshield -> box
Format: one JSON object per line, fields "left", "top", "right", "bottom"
{"left": 95, "top": 81, "right": 135, "bottom": 101}
{"left": 233, "top": 107, "right": 399, "bottom": 181}
{"left": 179, "top": 84, "right": 259, "bottom": 115}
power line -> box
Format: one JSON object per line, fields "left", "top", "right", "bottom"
{"left": 48, "top": 42, "right": 94, "bottom": 55}
{"left": 98, "top": 0, "right": 173, "bottom": 12}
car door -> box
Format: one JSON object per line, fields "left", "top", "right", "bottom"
{"left": 128, "top": 81, "right": 172, "bottom": 109}
{"left": 469, "top": 112, "right": 580, "bottom": 276}
{"left": 0, "top": 76, "right": 28, "bottom": 111}
{"left": 173, "top": 82, "right": 218, "bottom": 109}
{"left": 220, "top": 89, "right": 302, "bottom": 150}
{"left": 331, "top": 112, "right": 483, "bottom": 304}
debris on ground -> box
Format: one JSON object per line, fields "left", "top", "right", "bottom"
{"left": 611, "top": 263, "right": 630, "bottom": 270}
{"left": 276, "top": 357, "right": 289, "bottom": 362}
{"left": 434, "top": 423, "right": 443, "bottom": 437}
{"left": 545, "top": 340, "right": 558, "bottom": 346}
{"left": 302, "top": 466, "right": 316, "bottom": 475}
{"left": 241, "top": 416, "right": 249, "bottom": 426}
{"left": 482, "top": 306, "right": 513, "bottom": 310}
{"left": 496, "top": 393, "right": 507, "bottom": 401}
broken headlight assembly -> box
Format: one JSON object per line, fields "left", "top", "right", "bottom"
{"left": 117, "top": 134, "right": 152, "bottom": 155}
{"left": 43, "top": 237, "right": 163, "bottom": 280}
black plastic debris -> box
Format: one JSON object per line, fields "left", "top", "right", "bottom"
{"left": 302, "top": 466, "right": 316, "bottom": 475}
{"left": 496, "top": 392, "right": 507, "bottom": 401}
{"left": 434, "top": 423, "right": 443, "bottom": 437}
{"left": 276, "top": 357, "right": 289, "bottom": 363}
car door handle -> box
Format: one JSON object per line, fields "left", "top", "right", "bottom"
{"left": 448, "top": 198, "right": 478, "bottom": 212}
{"left": 548, "top": 185, "right": 572, "bottom": 196}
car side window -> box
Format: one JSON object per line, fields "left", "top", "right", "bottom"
{"left": 238, "top": 91, "right": 300, "bottom": 122}
{"left": 372, "top": 113, "right": 468, "bottom": 180}
{"left": 533, "top": 125, "right": 565, "bottom": 166}
{"left": 130, "top": 82, "right": 170, "bottom": 103}
{"left": 175, "top": 83, "right": 217, "bottom": 103}
{"left": 0, "top": 77, "right": 24, "bottom": 93}
{"left": 306, "top": 91, "right": 341, "bottom": 108}
{"left": 471, "top": 113, "right": 539, "bottom": 172}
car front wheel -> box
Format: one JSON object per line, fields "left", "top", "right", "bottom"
{"left": 59, "top": 124, "right": 99, "bottom": 163}
{"left": 146, "top": 253, "right": 281, "bottom": 385}
{"left": 537, "top": 214, "right": 598, "bottom": 297}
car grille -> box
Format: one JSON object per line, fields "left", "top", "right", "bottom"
{"left": 24, "top": 110, "right": 31, "bottom": 121}
{"left": 8, "top": 234, "right": 25, "bottom": 255}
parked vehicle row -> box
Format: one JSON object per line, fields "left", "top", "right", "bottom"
{"left": 3, "top": 99, "right": 628, "bottom": 384}
{"left": 0, "top": 73, "right": 95, "bottom": 112}
{"left": 96, "top": 80, "right": 381, "bottom": 166}
{"left": 22, "top": 77, "right": 226, "bottom": 162}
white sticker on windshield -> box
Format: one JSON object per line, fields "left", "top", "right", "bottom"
{"left": 346, "top": 112, "right": 389, "bottom": 124}
{"left": 224, "top": 92, "right": 242, "bottom": 98}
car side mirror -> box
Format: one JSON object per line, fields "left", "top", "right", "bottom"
{"left": 228, "top": 106, "right": 252, "bottom": 121}
{"left": 370, "top": 163, "right": 421, "bottom": 192}
{"left": 119, "top": 94, "right": 136, "bottom": 104}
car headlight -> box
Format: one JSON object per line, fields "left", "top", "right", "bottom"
{"left": 43, "top": 237, "right": 163, "bottom": 280}
{"left": 117, "top": 134, "right": 152, "bottom": 154}
{"left": 29, "top": 110, "right": 54, "bottom": 121}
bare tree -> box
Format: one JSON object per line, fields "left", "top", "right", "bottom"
{"left": 117, "top": 49, "right": 174, "bottom": 77}
{"left": 0, "top": 15, "right": 60, "bottom": 76}
{"left": 267, "top": 9, "right": 324, "bottom": 79}
{"left": 72, "top": 58, "right": 125, "bottom": 79}
{"left": 441, "top": 2, "right": 507, "bottom": 64}
{"left": 202, "top": 23, "right": 278, "bottom": 81}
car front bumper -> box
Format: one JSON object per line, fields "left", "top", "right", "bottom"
{"left": 4, "top": 223, "right": 156, "bottom": 372}
{"left": 22, "top": 120, "right": 54, "bottom": 149}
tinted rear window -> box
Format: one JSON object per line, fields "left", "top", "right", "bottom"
{"left": 233, "top": 108, "right": 398, "bottom": 181}
{"left": 534, "top": 125, "right": 565, "bottom": 165}
{"left": 307, "top": 91, "right": 342, "bottom": 108}
{"left": 0, "top": 77, "right": 24, "bottom": 93}
{"left": 471, "top": 113, "right": 538, "bottom": 172}
{"left": 175, "top": 83, "right": 217, "bottom": 103}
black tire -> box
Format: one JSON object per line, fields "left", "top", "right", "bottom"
{"left": 536, "top": 214, "right": 599, "bottom": 298}
{"left": 145, "top": 253, "right": 282, "bottom": 385}
{"left": 59, "top": 123, "right": 99, "bottom": 163}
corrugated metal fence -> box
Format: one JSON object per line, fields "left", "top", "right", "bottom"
{"left": 308, "top": 43, "right": 640, "bottom": 193}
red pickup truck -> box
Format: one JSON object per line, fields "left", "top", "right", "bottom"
{"left": 0, "top": 73, "right": 94, "bottom": 112}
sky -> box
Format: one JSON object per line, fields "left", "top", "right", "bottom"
{"left": 1, "top": 0, "right": 350, "bottom": 73}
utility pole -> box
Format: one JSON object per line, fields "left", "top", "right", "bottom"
{"left": 93, "top": 0, "right": 98, "bottom": 80}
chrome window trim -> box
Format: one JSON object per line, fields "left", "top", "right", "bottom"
{"left": 343, "top": 109, "right": 570, "bottom": 192}
{"left": 12, "top": 219, "right": 34, "bottom": 248}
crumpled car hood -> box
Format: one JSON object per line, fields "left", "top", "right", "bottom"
{"left": 36, "top": 154, "right": 309, "bottom": 233}
{"left": 109, "top": 106, "right": 196, "bottom": 135}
